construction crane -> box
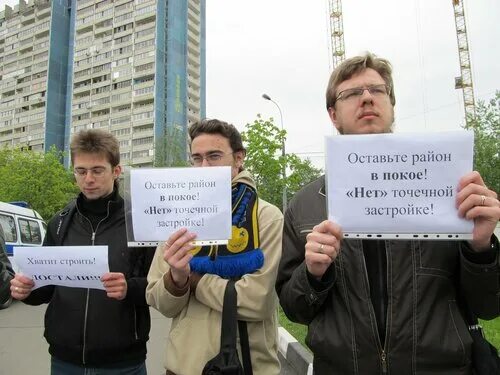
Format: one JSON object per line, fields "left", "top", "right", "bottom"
{"left": 327, "top": 0, "right": 476, "bottom": 124}
{"left": 452, "top": 0, "right": 476, "bottom": 123}
{"left": 328, "top": 0, "right": 346, "bottom": 69}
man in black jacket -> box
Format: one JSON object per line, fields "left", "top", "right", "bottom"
{"left": 0, "top": 226, "right": 14, "bottom": 309}
{"left": 276, "top": 52, "right": 500, "bottom": 374}
{"left": 11, "top": 129, "right": 155, "bottom": 375}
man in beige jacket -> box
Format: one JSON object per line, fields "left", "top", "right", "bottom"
{"left": 146, "top": 119, "right": 283, "bottom": 375}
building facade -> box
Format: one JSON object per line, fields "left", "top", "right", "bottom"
{"left": 0, "top": 0, "right": 206, "bottom": 167}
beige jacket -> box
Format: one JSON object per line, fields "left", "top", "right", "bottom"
{"left": 146, "top": 171, "right": 283, "bottom": 375}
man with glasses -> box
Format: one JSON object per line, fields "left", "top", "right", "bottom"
{"left": 11, "top": 129, "right": 155, "bottom": 375}
{"left": 276, "top": 52, "right": 500, "bottom": 374}
{"left": 146, "top": 119, "right": 283, "bottom": 374}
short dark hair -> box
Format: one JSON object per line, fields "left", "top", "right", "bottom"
{"left": 326, "top": 52, "right": 396, "bottom": 109}
{"left": 70, "top": 129, "right": 120, "bottom": 167}
{"left": 188, "top": 119, "right": 246, "bottom": 154}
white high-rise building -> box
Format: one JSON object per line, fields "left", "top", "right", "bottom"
{"left": 0, "top": 0, "right": 206, "bottom": 167}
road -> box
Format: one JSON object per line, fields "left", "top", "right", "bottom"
{"left": 0, "top": 300, "right": 168, "bottom": 375}
{"left": 0, "top": 300, "right": 298, "bottom": 374}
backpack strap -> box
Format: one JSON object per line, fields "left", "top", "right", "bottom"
{"left": 238, "top": 320, "right": 253, "bottom": 375}
{"left": 220, "top": 280, "right": 238, "bottom": 352}
{"left": 51, "top": 200, "right": 77, "bottom": 246}
{"left": 221, "top": 281, "right": 253, "bottom": 375}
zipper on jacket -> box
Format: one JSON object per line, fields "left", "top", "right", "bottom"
{"left": 75, "top": 201, "right": 113, "bottom": 365}
{"left": 82, "top": 289, "right": 90, "bottom": 364}
{"left": 134, "top": 306, "right": 138, "bottom": 340}
{"left": 381, "top": 349, "right": 388, "bottom": 374}
{"left": 361, "top": 244, "right": 391, "bottom": 374}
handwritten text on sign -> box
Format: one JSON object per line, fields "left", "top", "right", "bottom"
{"left": 325, "top": 131, "right": 473, "bottom": 237}
{"left": 130, "top": 167, "right": 232, "bottom": 241}
{"left": 14, "top": 246, "right": 109, "bottom": 290}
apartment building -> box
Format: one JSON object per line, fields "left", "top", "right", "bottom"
{"left": 0, "top": 0, "right": 206, "bottom": 167}
{"left": 0, "top": 0, "right": 70, "bottom": 153}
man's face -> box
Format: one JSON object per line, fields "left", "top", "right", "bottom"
{"left": 328, "top": 68, "right": 394, "bottom": 135}
{"left": 190, "top": 133, "right": 244, "bottom": 179}
{"left": 73, "top": 153, "right": 121, "bottom": 200}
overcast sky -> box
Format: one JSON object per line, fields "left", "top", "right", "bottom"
{"left": 206, "top": 0, "right": 499, "bottom": 167}
{"left": 2, "top": 0, "right": 498, "bottom": 167}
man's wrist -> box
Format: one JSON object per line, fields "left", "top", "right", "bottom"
{"left": 469, "top": 239, "right": 495, "bottom": 253}
{"left": 163, "top": 270, "right": 190, "bottom": 296}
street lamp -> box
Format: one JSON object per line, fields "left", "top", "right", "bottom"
{"left": 262, "top": 93, "right": 287, "bottom": 213}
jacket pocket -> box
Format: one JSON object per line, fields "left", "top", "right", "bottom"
{"left": 416, "top": 299, "right": 472, "bottom": 370}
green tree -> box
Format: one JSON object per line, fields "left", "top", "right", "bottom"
{"left": 154, "top": 125, "right": 190, "bottom": 167}
{"left": 0, "top": 147, "right": 79, "bottom": 220}
{"left": 242, "top": 115, "right": 322, "bottom": 210}
{"left": 463, "top": 91, "right": 500, "bottom": 194}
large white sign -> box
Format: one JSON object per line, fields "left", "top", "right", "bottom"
{"left": 14, "top": 246, "right": 109, "bottom": 290}
{"left": 130, "top": 166, "right": 232, "bottom": 242}
{"left": 325, "top": 131, "right": 474, "bottom": 239}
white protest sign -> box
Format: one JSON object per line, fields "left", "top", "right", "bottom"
{"left": 130, "top": 166, "right": 232, "bottom": 242}
{"left": 326, "top": 130, "right": 474, "bottom": 239}
{"left": 14, "top": 246, "right": 109, "bottom": 290}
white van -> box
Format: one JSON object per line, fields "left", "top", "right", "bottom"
{"left": 0, "top": 202, "right": 46, "bottom": 267}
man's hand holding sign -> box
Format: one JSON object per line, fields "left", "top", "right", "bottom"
{"left": 305, "top": 220, "right": 343, "bottom": 281}
{"left": 162, "top": 228, "right": 197, "bottom": 288}
{"left": 457, "top": 171, "right": 500, "bottom": 251}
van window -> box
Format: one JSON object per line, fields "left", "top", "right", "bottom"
{"left": 18, "top": 218, "right": 42, "bottom": 244}
{"left": 0, "top": 214, "right": 17, "bottom": 242}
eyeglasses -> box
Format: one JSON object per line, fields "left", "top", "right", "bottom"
{"left": 189, "top": 152, "right": 234, "bottom": 166}
{"left": 73, "top": 167, "right": 108, "bottom": 178}
{"left": 335, "top": 84, "right": 391, "bottom": 103}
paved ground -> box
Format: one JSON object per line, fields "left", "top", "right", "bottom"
{"left": 0, "top": 300, "right": 299, "bottom": 374}
{"left": 0, "top": 300, "right": 169, "bottom": 375}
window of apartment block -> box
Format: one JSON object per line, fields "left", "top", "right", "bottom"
{"left": 136, "top": 38, "right": 154, "bottom": 50}
{"left": 116, "top": 2, "right": 134, "bottom": 12}
{"left": 135, "top": 27, "right": 155, "bottom": 39}
{"left": 111, "top": 115, "right": 130, "bottom": 126}
{"left": 113, "top": 80, "right": 132, "bottom": 90}
{"left": 132, "top": 150, "right": 149, "bottom": 159}
{"left": 115, "top": 12, "right": 133, "bottom": 23}
{"left": 132, "top": 136, "right": 153, "bottom": 146}
{"left": 111, "top": 128, "right": 131, "bottom": 136}
{"left": 133, "top": 111, "right": 153, "bottom": 121}
{"left": 114, "top": 34, "right": 132, "bottom": 44}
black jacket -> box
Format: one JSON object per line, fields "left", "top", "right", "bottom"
{"left": 276, "top": 175, "right": 500, "bottom": 375}
{"left": 0, "top": 226, "right": 14, "bottom": 308}
{"left": 24, "top": 192, "right": 155, "bottom": 367}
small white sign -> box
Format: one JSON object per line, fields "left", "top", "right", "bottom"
{"left": 130, "top": 166, "right": 232, "bottom": 242}
{"left": 14, "top": 246, "right": 109, "bottom": 290}
{"left": 325, "top": 130, "right": 474, "bottom": 238}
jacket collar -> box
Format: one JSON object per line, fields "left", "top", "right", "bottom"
{"left": 319, "top": 175, "right": 326, "bottom": 197}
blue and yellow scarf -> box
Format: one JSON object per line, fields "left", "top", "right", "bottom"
{"left": 189, "top": 182, "right": 264, "bottom": 278}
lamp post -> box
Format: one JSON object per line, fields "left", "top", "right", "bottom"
{"left": 262, "top": 93, "right": 287, "bottom": 213}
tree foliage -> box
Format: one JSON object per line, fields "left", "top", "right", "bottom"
{"left": 154, "top": 125, "right": 190, "bottom": 167}
{"left": 463, "top": 91, "right": 499, "bottom": 194}
{"left": 0, "top": 147, "right": 79, "bottom": 220}
{"left": 242, "top": 115, "right": 322, "bottom": 210}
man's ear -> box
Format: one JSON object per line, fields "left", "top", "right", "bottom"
{"left": 113, "top": 165, "right": 122, "bottom": 179}
{"left": 234, "top": 150, "right": 245, "bottom": 169}
{"left": 328, "top": 107, "right": 341, "bottom": 133}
